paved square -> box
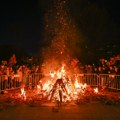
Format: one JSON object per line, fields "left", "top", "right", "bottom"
{"left": 0, "top": 102, "right": 120, "bottom": 120}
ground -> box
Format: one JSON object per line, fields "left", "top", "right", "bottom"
{"left": 0, "top": 101, "right": 120, "bottom": 120}
{"left": 0, "top": 89, "right": 120, "bottom": 120}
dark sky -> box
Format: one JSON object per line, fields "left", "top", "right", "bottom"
{"left": 0, "top": 0, "right": 120, "bottom": 55}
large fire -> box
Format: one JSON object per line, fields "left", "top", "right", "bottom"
{"left": 20, "top": 65, "right": 91, "bottom": 103}
{"left": 19, "top": 0, "right": 97, "bottom": 103}
{"left": 21, "top": 0, "right": 88, "bottom": 103}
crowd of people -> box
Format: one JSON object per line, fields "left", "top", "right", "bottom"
{"left": 0, "top": 54, "right": 41, "bottom": 90}
{"left": 0, "top": 63, "right": 42, "bottom": 91}
{"left": 80, "top": 55, "right": 120, "bottom": 75}
{"left": 0, "top": 54, "right": 120, "bottom": 76}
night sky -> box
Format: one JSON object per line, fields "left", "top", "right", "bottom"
{"left": 0, "top": 0, "right": 120, "bottom": 57}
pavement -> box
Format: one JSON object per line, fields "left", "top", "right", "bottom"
{"left": 0, "top": 102, "right": 120, "bottom": 120}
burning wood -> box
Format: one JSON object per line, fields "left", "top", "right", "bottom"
{"left": 37, "top": 65, "right": 89, "bottom": 103}
{"left": 48, "top": 78, "right": 68, "bottom": 102}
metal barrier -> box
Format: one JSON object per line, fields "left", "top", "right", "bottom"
{"left": 99, "top": 74, "right": 120, "bottom": 90}
{"left": 0, "top": 73, "right": 44, "bottom": 92}
{"left": 77, "top": 73, "right": 120, "bottom": 90}
{"left": 77, "top": 73, "right": 99, "bottom": 86}
{"left": 0, "top": 75, "right": 22, "bottom": 92}
{"left": 0, "top": 73, "right": 120, "bottom": 92}
{"left": 25, "top": 73, "right": 44, "bottom": 88}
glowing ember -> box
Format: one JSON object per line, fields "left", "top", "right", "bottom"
{"left": 94, "top": 88, "right": 98, "bottom": 94}
{"left": 37, "top": 80, "right": 43, "bottom": 94}
{"left": 21, "top": 87, "right": 26, "bottom": 100}
{"left": 37, "top": 85, "right": 41, "bottom": 94}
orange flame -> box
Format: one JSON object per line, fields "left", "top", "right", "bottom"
{"left": 21, "top": 87, "right": 26, "bottom": 100}
{"left": 94, "top": 88, "right": 98, "bottom": 93}
{"left": 50, "top": 71, "right": 56, "bottom": 78}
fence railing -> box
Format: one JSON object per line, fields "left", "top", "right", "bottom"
{"left": 0, "top": 73, "right": 120, "bottom": 92}
{"left": 77, "top": 73, "right": 120, "bottom": 90}
{"left": 0, "top": 75, "right": 22, "bottom": 91}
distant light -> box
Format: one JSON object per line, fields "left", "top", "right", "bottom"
{"left": 105, "top": 60, "right": 107, "bottom": 62}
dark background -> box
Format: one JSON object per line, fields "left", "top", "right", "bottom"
{"left": 0, "top": 0, "right": 120, "bottom": 64}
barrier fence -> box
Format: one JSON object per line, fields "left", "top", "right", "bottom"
{"left": 0, "top": 75, "right": 21, "bottom": 91}
{"left": 0, "top": 73, "right": 120, "bottom": 92}
{"left": 77, "top": 74, "right": 120, "bottom": 90}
